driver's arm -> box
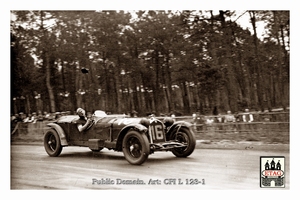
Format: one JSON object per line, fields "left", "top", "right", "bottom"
{"left": 77, "top": 119, "right": 91, "bottom": 132}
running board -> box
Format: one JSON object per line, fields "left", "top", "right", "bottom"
{"left": 150, "top": 141, "right": 187, "bottom": 151}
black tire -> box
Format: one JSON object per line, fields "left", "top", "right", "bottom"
{"left": 170, "top": 127, "right": 196, "bottom": 157}
{"left": 122, "top": 130, "right": 150, "bottom": 165}
{"left": 44, "top": 129, "right": 63, "bottom": 157}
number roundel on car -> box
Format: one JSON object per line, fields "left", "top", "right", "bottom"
{"left": 149, "top": 120, "right": 166, "bottom": 143}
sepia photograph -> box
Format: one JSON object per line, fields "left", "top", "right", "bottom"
{"left": 6, "top": 0, "right": 298, "bottom": 198}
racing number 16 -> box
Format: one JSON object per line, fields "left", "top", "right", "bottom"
{"left": 150, "top": 124, "right": 165, "bottom": 142}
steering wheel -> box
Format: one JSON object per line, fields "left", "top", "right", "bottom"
{"left": 86, "top": 118, "right": 95, "bottom": 130}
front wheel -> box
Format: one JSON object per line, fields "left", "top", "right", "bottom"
{"left": 122, "top": 130, "right": 150, "bottom": 165}
{"left": 44, "top": 129, "right": 63, "bottom": 157}
{"left": 170, "top": 127, "right": 196, "bottom": 157}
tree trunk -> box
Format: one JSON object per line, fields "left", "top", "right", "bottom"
{"left": 249, "top": 11, "right": 265, "bottom": 111}
{"left": 115, "top": 59, "right": 123, "bottom": 113}
{"left": 153, "top": 49, "right": 161, "bottom": 114}
{"left": 45, "top": 53, "right": 56, "bottom": 113}
{"left": 163, "top": 54, "right": 173, "bottom": 113}
{"left": 75, "top": 63, "right": 83, "bottom": 108}
{"left": 181, "top": 81, "right": 191, "bottom": 114}
{"left": 25, "top": 94, "right": 31, "bottom": 114}
{"left": 279, "top": 20, "right": 289, "bottom": 108}
{"left": 272, "top": 11, "right": 285, "bottom": 108}
{"left": 132, "top": 75, "right": 139, "bottom": 113}
{"left": 219, "top": 11, "right": 238, "bottom": 112}
{"left": 39, "top": 11, "right": 56, "bottom": 113}
{"left": 141, "top": 74, "right": 151, "bottom": 113}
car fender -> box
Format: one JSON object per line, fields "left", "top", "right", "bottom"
{"left": 115, "top": 124, "right": 148, "bottom": 151}
{"left": 166, "top": 121, "right": 194, "bottom": 139}
{"left": 46, "top": 122, "right": 68, "bottom": 146}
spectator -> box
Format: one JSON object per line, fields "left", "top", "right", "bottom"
{"left": 206, "top": 117, "right": 214, "bottom": 124}
{"left": 217, "top": 114, "right": 224, "bottom": 123}
{"left": 212, "top": 106, "right": 220, "bottom": 123}
{"left": 234, "top": 112, "right": 241, "bottom": 122}
{"left": 48, "top": 113, "right": 56, "bottom": 121}
{"left": 194, "top": 114, "right": 205, "bottom": 131}
{"left": 132, "top": 110, "right": 138, "bottom": 117}
{"left": 242, "top": 109, "right": 253, "bottom": 122}
{"left": 55, "top": 112, "right": 62, "bottom": 119}
{"left": 148, "top": 111, "right": 156, "bottom": 117}
{"left": 43, "top": 111, "right": 50, "bottom": 121}
{"left": 224, "top": 111, "right": 235, "bottom": 123}
{"left": 196, "top": 114, "right": 205, "bottom": 124}
{"left": 12, "top": 113, "right": 22, "bottom": 123}
{"left": 19, "top": 112, "right": 26, "bottom": 122}
{"left": 11, "top": 114, "right": 16, "bottom": 122}
{"left": 37, "top": 110, "right": 44, "bottom": 121}
{"left": 31, "top": 112, "right": 37, "bottom": 123}
{"left": 23, "top": 113, "right": 34, "bottom": 123}
{"left": 22, "top": 114, "right": 28, "bottom": 123}
{"left": 192, "top": 113, "right": 197, "bottom": 126}
{"left": 262, "top": 109, "right": 271, "bottom": 122}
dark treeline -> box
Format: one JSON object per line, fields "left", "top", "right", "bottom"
{"left": 10, "top": 10, "right": 289, "bottom": 116}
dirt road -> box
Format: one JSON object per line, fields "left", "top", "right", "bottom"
{"left": 11, "top": 144, "right": 289, "bottom": 190}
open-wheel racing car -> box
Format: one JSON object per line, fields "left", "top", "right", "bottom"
{"left": 43, "top": 110, "right": 196, "bottom": 165}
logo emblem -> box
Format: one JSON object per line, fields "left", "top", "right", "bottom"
{"left": 260, "top": 156, "right": 285, "bottom": 188}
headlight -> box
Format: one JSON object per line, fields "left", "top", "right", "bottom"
{"left": 140, "top": 118, "right": 150, "bottom": 127}
{"left": 163, "top": 117, "right": 175, "bottom": 127}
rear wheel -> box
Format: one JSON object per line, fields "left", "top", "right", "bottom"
{"left": 170, "top": 127, "right": 196, "bottom": 157}
{"left": 44, "top": 129, "right": 63, "bottom": 157}
{"left": 122, "top": 130, "right": 150, "bottom": 165}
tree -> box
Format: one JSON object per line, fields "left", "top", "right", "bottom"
{"left": 11, "top": 10, "right": 290, "bottom": 115}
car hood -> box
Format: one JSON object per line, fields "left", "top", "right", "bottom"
{"left": 56, "top": 115, "right": 145, "bottom": 125}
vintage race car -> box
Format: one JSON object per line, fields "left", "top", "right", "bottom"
{"left": 43, "top": 110, "right": 196, "bottom": 165}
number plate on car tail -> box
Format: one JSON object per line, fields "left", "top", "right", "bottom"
{"left": 149, "top": 120, "right": 166, "bottom": 143}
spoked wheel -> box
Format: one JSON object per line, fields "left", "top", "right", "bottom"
{"left": 44, "top": 129, "right": 63, "bottom": 157}
{"left": 171, "top": 127, "right": 196, "bottom": 157}
{"left": 122, "top": 130, "right": 150, "bottom": 165}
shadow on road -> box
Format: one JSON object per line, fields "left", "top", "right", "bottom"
{"left": 47, "top": 148, "right": 195, "bottom": 165}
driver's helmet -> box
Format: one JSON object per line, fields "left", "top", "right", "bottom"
{"left": 76, "top": 108, "right": 86, "bottom": 117}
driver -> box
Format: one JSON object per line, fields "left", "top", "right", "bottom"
{"left": 76, "top": 108, "right": 92, "bottom": 132}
